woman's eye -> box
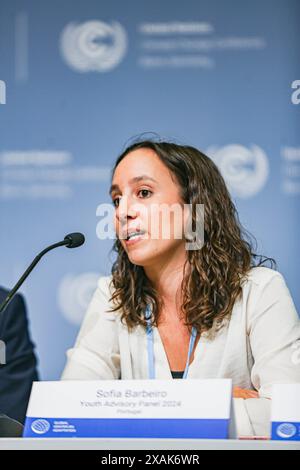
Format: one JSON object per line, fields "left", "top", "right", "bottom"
{"left": 112, "top": 189, "right": 152, "bottom": 208}
{"left": 138, "top": 189, "right": 152, "bottom": 198}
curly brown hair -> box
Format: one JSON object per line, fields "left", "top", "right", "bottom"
{"left": 107, "top": 139, "right": 276, "bottom": 337}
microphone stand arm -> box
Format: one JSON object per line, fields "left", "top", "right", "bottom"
{"left": 0, "top": 240, "right": 68, "bottom": 315}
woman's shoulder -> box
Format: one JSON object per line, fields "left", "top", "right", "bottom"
{"left": 94, "top": 274, "right": 122, "bottom": 314}
{"left": 239, "top": 266, "right": 299, "bottom": 326}
{"left": 237, "top": 266, "right": 294, "bottom": 318}
{"left": 241, "top": 265, "right": 285, "bottom": 289}
{"left": 75, "top": 275, "right": 118, "bottom": 340}
{"left": 96, "top": 274, "right": 114, "bottom": 297}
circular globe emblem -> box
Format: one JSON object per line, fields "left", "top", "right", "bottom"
{"left": 60, "top": 20, "right": 128, "bottom": 72}
{"left": 207, "top": 144, "right": 269, "bottom": 198}
{"left": 276, "top": 422, "right": 297, "bottom": 439}
{"left": 31, "top": 419, "right": 51, "bottom": 435}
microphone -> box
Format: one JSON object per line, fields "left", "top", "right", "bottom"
{"left": 63, "top": 232, "right": 85, "bottom": 248}
{"left": 0, "top": 232, "right": 85, "bottom": 315}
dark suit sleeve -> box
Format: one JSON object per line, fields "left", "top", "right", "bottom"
{"left": 0, "top": 293, "right": 39, "bottom": 424}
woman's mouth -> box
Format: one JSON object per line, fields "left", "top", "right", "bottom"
{"left": 124, "top": 230, "right": 146, "bottom": 246}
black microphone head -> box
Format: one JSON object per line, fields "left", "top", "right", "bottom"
{"left": 64, "top": 232, "right": 85, "bottom": 248}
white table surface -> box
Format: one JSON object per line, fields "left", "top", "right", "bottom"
{"left": 0, "top": 438, "right": 299, "bottom": 450}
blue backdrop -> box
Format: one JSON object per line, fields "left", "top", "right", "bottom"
{"left": 0, "top": 0, "right": 299, "bottom": 380}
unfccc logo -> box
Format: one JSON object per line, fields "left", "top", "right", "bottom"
{"left": 31, "top": 419, "right": 51, "bottom": 435}
{"left": 207, "top": 144, "right": 269, "bottom": 198}
{"left": 60, "top": 20, "right": 127, "bottom": 72}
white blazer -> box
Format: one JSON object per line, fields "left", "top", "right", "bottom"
{"left": 61, "top": 266, "right": 300, "bottom": 438}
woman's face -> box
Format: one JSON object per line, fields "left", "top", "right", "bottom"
{"left": 110, "top": 148, "right": 188, "bottom": 267}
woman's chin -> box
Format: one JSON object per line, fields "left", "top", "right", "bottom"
{"left": 125, "top": 245, "right": 156, "bottom": 266}
{"left": 127, "top": 251, "right": 151, "bottom": 266}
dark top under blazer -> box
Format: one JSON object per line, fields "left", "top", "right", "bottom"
{"left": 0, "top": 289, "right": 39, "bottom": 423}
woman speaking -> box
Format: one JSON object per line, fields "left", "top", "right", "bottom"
{"left": 62, "top": 140, "right": 300, "bottom": 437}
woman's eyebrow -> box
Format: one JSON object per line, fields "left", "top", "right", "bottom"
{"left": 109, "top": 175, "right": 158, "bottom": 195}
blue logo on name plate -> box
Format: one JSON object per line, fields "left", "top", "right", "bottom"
{"left": 31, "top": 419, "right": 51, "bottom": 434}
{"left": 272, "top": 421, "right": 300, "bottom": 441}
{"left": 24, "top": 417, "right": 229, "bottom": 439}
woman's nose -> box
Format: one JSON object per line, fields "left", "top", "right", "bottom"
{"left": 118, "top": 196, "right": 137, "bottom": 222}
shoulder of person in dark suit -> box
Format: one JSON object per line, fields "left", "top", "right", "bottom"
{"left": 0, "top": 288, "right": 39, "bottom": 424}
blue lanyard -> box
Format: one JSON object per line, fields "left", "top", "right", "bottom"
{"left": 145, "top": 303, "right": 198, "bottom": 379}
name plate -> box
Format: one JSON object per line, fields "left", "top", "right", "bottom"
{"left": 23, "top": 379, "right": 234, "bottom": 439}
{"left": 271, "top": 383, "right": 300, "bottom": 441}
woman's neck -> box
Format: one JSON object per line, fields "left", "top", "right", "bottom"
{"left": 143, "top": 259, "right": 188, "bottom": 319}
